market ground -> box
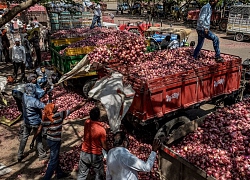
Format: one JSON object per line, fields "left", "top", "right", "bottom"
{"left": 0, "top": 6, "right": 250, "bottom": 180}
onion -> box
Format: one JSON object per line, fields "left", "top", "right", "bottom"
{"left": 170, "top": 98, "right": 250, "bottom": 179}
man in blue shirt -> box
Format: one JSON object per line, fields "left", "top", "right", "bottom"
{"left": 17, "top": 83, "right": 48, "bottom": 162}
{"left": 193, "top": 0, "right": 224, "bottom": 63}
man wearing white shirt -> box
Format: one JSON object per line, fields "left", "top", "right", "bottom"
{"left": 90, "top": 1, "right": 102, "bottom": 29}
{"left": 106, "top": 131, "right": 161, "bottom": 180}
{"left": 12, "top": 38, "right": 26, "bottom": 82}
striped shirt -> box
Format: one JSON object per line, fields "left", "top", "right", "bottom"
{"left": 42, "top": 110, "right": 70, "bottom": 141}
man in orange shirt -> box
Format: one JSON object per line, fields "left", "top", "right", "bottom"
{"left": 77, "top": 107, "right": 107, "bottom": 180}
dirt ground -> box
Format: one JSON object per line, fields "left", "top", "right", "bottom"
{"left": 0, "top": 8, "right": 250, "bottom": 180}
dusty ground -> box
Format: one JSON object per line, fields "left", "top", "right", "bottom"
{"left": 0, "top": 7, "right": 250, "bottom": 180}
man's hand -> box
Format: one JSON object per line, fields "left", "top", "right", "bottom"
{"left": 30, "top": 141, "right": 34, "bottom": 150}
{"left": 152, "top": 139, "right": 161, "bottom": 152}
{"left": 48, "top": 91, "right": 53, "bottom": 97}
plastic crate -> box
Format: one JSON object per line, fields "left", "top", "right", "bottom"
{"left": 51, "top": 37, "right": 83, "bottom": 46}
{"left": 55, "top": 55, "right": 85, "bottom": 73}
{"left": 64, "top": 46, "right": 95, "bottom": 56}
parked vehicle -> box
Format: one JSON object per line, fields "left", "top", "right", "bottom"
{"left": 226, "top": 5, "right": 250, "bottom": 41}
{"left": 145, "top": 27, "right": 192, "bottom": 50}
{"left": 130, "top": 2, "right": 142, "bottom": 15}
{"left": 117, "top": 2, "right": 129, "bottom": 11}
{"left": 180, "top": 0, "right": 201, "bottom": 21}
{"left": 187, "top": 9, "right": 229, "bottom": 31}
{"left": 118, "top": 20, "right": 160, "bottom": 36}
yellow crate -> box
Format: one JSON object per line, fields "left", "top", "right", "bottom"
{"left": 51, "top": 37, "right": 84, "bottom": 46}
{"left": 64, "top": 47, "right": 83, "bottom": 56}
{"left": 65, "top": 46, "right": 95, "bottom": 56}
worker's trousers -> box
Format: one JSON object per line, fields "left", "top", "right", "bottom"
{"left": 193, "top": 29, "right": 220, "bottom": 59}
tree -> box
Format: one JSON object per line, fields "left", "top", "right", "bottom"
{"left": 0, "top": 0, "right": 40, "bottom": 27}
{"left": 0, "top": 0, "right": 77, "bottom": 28}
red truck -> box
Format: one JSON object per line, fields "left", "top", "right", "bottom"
{"left": 100, "top": 50, "right": 244, "bottom": 179}
{"left": 187, "top": 9, "right": 228, "bottom": 31}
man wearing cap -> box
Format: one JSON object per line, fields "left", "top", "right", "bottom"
{"left": 12, "top": 38, "right": 26, "bottom": 82}
{"left": 23, "top": 33, "right": 33, "bottom": 69}
{"left": 17, "top": 83, "right": 48, "bottom": 162}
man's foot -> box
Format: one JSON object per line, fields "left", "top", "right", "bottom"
{"left": 17, "top": 155, "right": 24, "bottom": 163}
{"left": 57, "top": 172, "right": 71, "bottom": 179}
{"left": 215, "top": 57, "right": 224, "bottom": 63}
{"left": 39, "top": 155, "right": 49, "bottom": 161}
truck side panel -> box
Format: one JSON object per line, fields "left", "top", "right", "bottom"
{"left": 129, "top": 55, "right": 242, "bottom": 123}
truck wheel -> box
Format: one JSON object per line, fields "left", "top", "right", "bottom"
{"left": 82, "top": 79, "right": 97, "bottom": 98}
{"left": 244, "top": 35, "right": 250, "bottom": 41}
{"left": 154, "top": 116, "right": 190, "bottom": 144}
{"left": 234, "top": 33, "right": 244, "bottom": 42}
{"left": 219, "top": 20, "right": 227, "bottom": 31}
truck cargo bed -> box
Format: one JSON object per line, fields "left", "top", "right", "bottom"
{"left": 159, "top": 116, "right": 216, "bottom": 180}
{"left": 126, "top": 54, "right": 242, "bottom": 124}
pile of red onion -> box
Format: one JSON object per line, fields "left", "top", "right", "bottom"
{"left": 59, "top": 29, "right": 144, "bottom": 55}
{"left": 50, "top": 28, "right": 90, "bottom": 39}
{"left": 50, "top": 27, "right": 116, "bottom": 39}
{"left": 89, "top": 46, "right": 238, "bottom": 82}
{"left": 0, "top": 103, "right": 21, "bottom": 121}
{"left": 170, "top": 98, "right": 250, "bottom": 180}
{"left": 41, "top": 86, "right": 95, "bottom": 120}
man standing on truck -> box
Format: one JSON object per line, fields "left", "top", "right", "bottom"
{"left": 90, "top": 1, "right": 102, "bottom": 29}
{"left": 106, "top": 131, "right": 161, "bottom": 180}
{"left": 193, "top": 0, "right": 224, "bottom": 63}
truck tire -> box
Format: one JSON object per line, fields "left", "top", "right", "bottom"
{"left": 244, "top": 35, "right": 250, "bottom": 41}
{"left": 82, "top": 79, "right": 97, "bottom": 98}
{"left": 219, "top": 20, "right": 227, "bottom": 31}
{"left": 154, "top": 116, "right": 190, "bottom": 144}
{"left": 234, "top": 33, "right": 244, "bottom": 42}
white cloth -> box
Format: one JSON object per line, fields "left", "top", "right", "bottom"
{"left": 88, "top": 72, "right": 135, "bottom": 132}
{"left": 94, "top": 4, "right": 101, "bottom": 16}
{"left": 0, "top": 76, "right": 7, "bottom": 92}
{"left": 12, "top": 45, "right": 26, "bottom": 63}
{"left": 106, "top": 147, "right": 156, "bottom": 180}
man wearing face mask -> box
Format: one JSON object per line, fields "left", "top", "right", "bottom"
{"left": 106, "top": 131, "right": 161, "bottom": 180}
{"left": 193, "top": 0, "right": 224, "bottom": 63}
{"left": 12, "top": 38, "right": 26, "bottom": 82}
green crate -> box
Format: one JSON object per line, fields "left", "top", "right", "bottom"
{"left": 50, "top": 45, "right": 68, "bottom": 70}
{"left": 62, "top": 55, "right": 85, "bottom": 73}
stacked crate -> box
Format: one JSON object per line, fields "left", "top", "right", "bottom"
{"left": 82, "top": 12, "right": 93, "bottom": 27}
{"left": 59, "top": 12, "right": 71, "bottom": 29}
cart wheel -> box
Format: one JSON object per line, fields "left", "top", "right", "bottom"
{"left": 82, "top": 79, "right": 97, "bottom": 98}
{"left": 154, "top": 116, "right": 190, "bottom": 144}
{"left": 219, "top": 20, "right": 227, "bottom": 31}
{"left": 234, "top": 33, "right": 244, "bottom": 42}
